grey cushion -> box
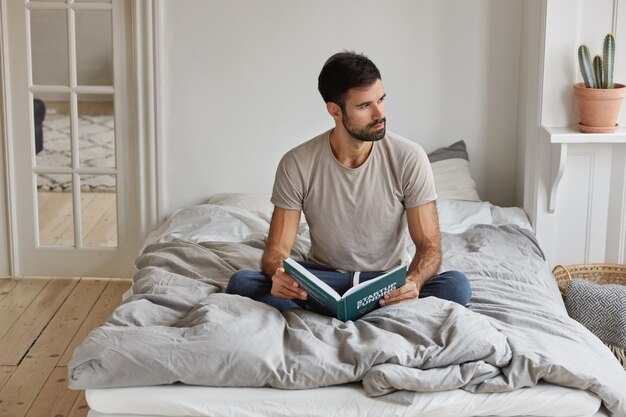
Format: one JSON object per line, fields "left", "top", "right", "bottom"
{"left": 427, "top": 140, "right": 469, "bottom": 163}
{"left": 565, "top": 279, "right": 626, "bottom": 350}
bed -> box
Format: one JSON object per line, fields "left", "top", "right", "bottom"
{"left": 67, "top": 144, "right": 626, "bottom": 417}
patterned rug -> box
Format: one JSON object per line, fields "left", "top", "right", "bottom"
{"left": 36, "top": 114, "right": 116, "bottom": 192}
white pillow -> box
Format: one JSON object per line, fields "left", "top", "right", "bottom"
{"left": 206, "top": 193, "right": 274, "bottom": 219}
{"left": 491, "top": 205, "right": 533, "bottom": 231}
{"left": 206, "top": 193, "right": 308, "bottom": 228}
{"left": 428, "top": 141, "right": 481, "bottom": 202}
{"left": 436, "top": 198, "right": 493, "bottom": 233}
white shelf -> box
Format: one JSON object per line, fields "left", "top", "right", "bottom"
{"left": 544, "top": 126, "right": 626, "bottom": 143}
{"left": 542, "top": 126, "right": 626, "bottom": 214}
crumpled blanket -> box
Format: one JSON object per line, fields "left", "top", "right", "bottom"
{"left": 68, "top": 225, "right": 626, "bottom": 417}
{"left": 70, "top": 294, "right": 511, "bottom": 393}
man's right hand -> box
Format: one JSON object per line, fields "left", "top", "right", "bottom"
{"left": 270, "top": 267, "right": 308, "bottom": 300}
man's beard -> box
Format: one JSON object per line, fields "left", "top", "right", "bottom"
{"left": 342, "top": 115, "right": 386, "bottom": 142}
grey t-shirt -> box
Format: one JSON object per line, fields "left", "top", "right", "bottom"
{"left": 271, "top": 129, "right": 437, "bottom": 272}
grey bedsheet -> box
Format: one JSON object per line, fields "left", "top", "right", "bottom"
{"left": 68, "top": 225, "right": 626, "bottom": 417}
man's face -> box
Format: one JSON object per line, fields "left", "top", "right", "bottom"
{"left": 341, "top": 79, "right": 386, "bottom": 142}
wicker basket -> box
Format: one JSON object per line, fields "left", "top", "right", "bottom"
{"left": 552, "top": 263, "right": 626, "bottom": 371}
{"left": 552, "top": 263, "right": 626, "bottom": 299}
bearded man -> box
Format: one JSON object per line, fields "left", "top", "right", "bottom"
{"left": 227, "top": 51, "right": 471, "bottom": 315}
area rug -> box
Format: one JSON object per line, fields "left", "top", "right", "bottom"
{"left": 36, "top": 114, "right": 116, "bottom": 192}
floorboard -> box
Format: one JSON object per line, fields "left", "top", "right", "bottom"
{"left": 0, "top": 367, "right": 15, "bottom": 391}
{"left": 67, "top": 391, "right": 89, "bottom": 417}
{"left": 59, "top": 279, "right": 129, "bottom": 366}
{"left": 0, "top": 279, "right": 18, "bottom": 303}
{"left": 25, "top": 367, "right": 78, "bottom": 417}
{"left": 0, "top": 279, "right": 79, "bottom": 366}
{"left": 0, "top": 279, "right": 49, "bottom": 342}
{"left": 0, "top": 277, "right": 130, "bottom": 417}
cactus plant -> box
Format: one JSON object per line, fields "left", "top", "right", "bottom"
{"left": 593, "top": 55, "right": 603, "bottom": 88}
{"left": 578, "top": 33, "right": 616, "bottom": 89}
{"left": 603, "top": 33, "right": 615, "bottom": 88}
{"left": 574, "top": 33, "right": 625, "bottom": 133}
{"left": 578, "top": 45, "right": 597, "bottom": 88}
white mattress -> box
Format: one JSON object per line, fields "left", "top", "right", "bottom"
{"left": 85, "top": 382, "right": 603, "bottom": 417}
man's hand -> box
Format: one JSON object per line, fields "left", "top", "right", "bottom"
{"left": 379, "top": 274, "right": 420, "bottom": 306}
{"left": 270, "top": 267, "right": 308, "bottom": 300}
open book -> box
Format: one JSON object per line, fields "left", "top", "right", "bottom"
{"left": 282, "top": 258, "right": 407, "bottom": 321}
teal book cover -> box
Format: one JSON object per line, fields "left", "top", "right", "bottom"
{"left": 283, "top": 258, "right": 407, "bottom": 321}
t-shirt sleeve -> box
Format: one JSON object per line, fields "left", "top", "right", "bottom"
{"left": 403, "top": 145, "right": 438, "bottom": 208}
{"left": 271, "top": 152, "right": 304, "bottom": 210}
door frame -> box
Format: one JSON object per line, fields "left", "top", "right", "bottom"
{"left": 0, "top": 0, "right": 18, "bottom": 277}
{"left": 0, "top": 0, "right": 163, "bottom": 278}
{"left": 131, "top": 0, "right": 164, "bottom": 241}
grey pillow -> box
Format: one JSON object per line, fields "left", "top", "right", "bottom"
{"left": 427, "top": 140, "right": 480, "bottom": 201}
{"left": 427, "top": 140, "right": 469, "bottom": 163}
{"left": 565, "top": 279, "right": 626, "bottom": 350}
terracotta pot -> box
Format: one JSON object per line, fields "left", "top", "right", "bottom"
{"left": 573, "top": 83, "right": 626, "bottom": 133}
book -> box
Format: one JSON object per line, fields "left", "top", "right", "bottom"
{"left": 282, "top": 257, "right": 407, "bottom": 321}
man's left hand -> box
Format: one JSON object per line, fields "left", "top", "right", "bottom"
{"left": 380, "top": 279, "right": 419, "bottom": 306}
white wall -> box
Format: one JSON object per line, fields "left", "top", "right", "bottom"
{"left": 159, "top": 0, "right": 523, "bottom": 217}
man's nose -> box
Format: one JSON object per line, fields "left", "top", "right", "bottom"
{"left": 371, "top": 103, "right": 384, "bottom": 120}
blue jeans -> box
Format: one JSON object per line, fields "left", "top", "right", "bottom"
{"left": 226, "top": 261, "right": 472, "bottom": 313}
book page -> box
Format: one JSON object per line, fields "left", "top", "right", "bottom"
{"left": 342, "top": 265, "right": 406, "bottom": 298}
{"left": 284, "top": 258, "right": 341, "bottom": 301}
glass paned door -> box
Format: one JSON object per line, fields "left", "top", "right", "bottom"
{"left": 4, "top": 0, "right": 139, "bottom": 277}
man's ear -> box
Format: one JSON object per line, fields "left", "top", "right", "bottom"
{"left": 326, "top": 102, "right": 342, "bottom": 120}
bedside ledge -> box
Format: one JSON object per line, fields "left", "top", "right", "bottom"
{"left": 544, "top": 126, "right": 626, "bottom": 143}
{"left": 542, "top": 126, "right": 626, "bottom": 213}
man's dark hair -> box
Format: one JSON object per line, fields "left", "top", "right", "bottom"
{"left": 317, "top": 51, "right": 381, "bottom": 110}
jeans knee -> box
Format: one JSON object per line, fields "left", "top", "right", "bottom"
{"left": 226, "top": 269, "right": 260, "bottom": 295}
{"left": 425, "top": 270, "right": 472, "bottom": 306}
{"left": 447, "top": 271, "right": 472, "bottom": 305}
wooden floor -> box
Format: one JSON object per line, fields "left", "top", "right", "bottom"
{"left": 0, "top": 277, "right": 131, "bottom": 417}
